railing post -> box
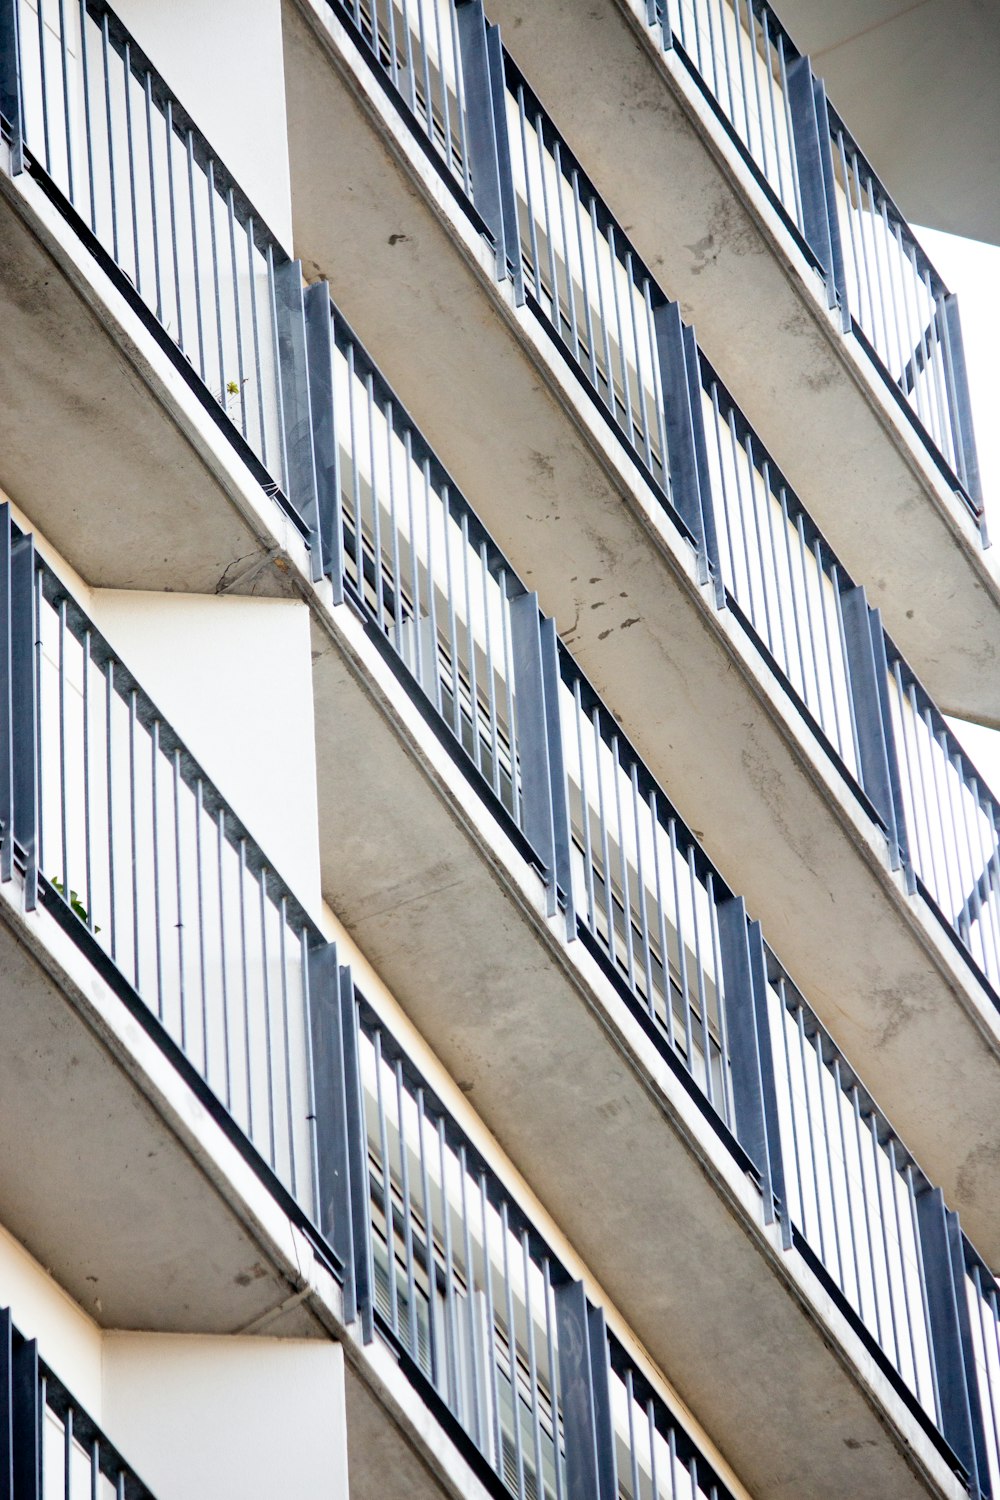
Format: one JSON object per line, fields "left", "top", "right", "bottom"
{"left": 303, "top": 282, "right": 344, "bottom": 597}
{"left": 553, "top": 1279, "right": 617, "bottom": 1500}
{"left": 717, "top": 898, "right": 791, "bottom": 1247}
{"left": 0, "top": 0, "right": 24, "bottom": 176}
{"left": 509, "top": 594, "right": 573, "bottom": 932}
{"left": 455, "top": 0, "right": 524, "bottom": 300}
{"left": 915, "top": 1190, "right": 988, "bottom": 1498}
{"left": 0, "top": 1310, "right": 11, "bottom": 1500}
{"left": 308, "top": 944, "right": 374, "bottom": 1340}
{"left": 840, "top": 587, "right": 911, "bottom": 880}
{"left": 273, "top": 259, "right": 323, "bottom": 578}
{"left": 10, "top": 1334, "right": 40, "bottom": 1500}
{"left": 786, "top": 59, "right": 847, "bottom": 325}
{"left": 942, "top": 293, "right": 984, "bottom": 519}
{"left": 654, "top": 302, "right": 722, "bottom": 599}
{"left": 0, "top": 507, "right": 37, "bottom": 908}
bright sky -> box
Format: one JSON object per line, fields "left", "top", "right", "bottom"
{"left": 913, "top": 225, "right": 1000, "bottom": 781}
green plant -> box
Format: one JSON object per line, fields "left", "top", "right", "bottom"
{"left": 51, "top": 876, "right": 99, "bottom": 932}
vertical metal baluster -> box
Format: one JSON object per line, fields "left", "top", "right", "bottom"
{"left": 643, "top": 279, "right": 671, "bottom": 486}
{"left": 226, "top": 188, "right": 248, "bottom": 438}
{"left": 775, "top": 979, "right": 807, "bottom": 1235}
{"left": 851, "top": 1091, "right": 883, "bottom": 1348}
{"left": 57, "top": 598, "right": 70, "bottom": 900}
{"left": 438, "top": 1117, "right": 459, "bottom": 1410}
{"left": 759, "top": 459, "right": 792, "bottom": 692}
{"left": 777, "top": 36, "right": 804, "bottom": 231}
{"left": 726, "top": 409, "right": 756, "bottom": 629}
{"left": 516, "top": 86, "right": 542, "bottom": 300}
{"left": 552, "top": 141, "right": 580, "bottom": 361}
{"left": 142, "top": 71, "right": 164, "bottom": 320}
{"left": 500, "top": 1203, "right": 526, "bottom": 1498}
{"left": 746, "top": 4, "right": 769, "bottom": 185}
{"left": 591, "top": 707, "right": 616, "bottom": 967}
{"left": 611, "top": 735, "right": 637, "bottom": 991}
{"left": 848, "top": 151, "right": 877, "bottom": 347}
{"left": 424, "top": 455, "right": 444, "bottom": 714}
{"left": 217, "top": 808, "right": 233, "bottom": 1110}
{"left": 522, "top": 1233, "right": 546, "bottom": 1500}
{"left": 394, "top": 1061, "right": 420, "bottom": 1360}
{"left": 707, "top": 876, "right": 733, "bottom": 1124}
{"left": 868, "top": 1111, "right": 902, "bottom": 1371}
{"left": 128, "top": 689, "right": 139, "bottom": 988}
{"left": 430, "top": 0, "right": 454, "bottom": 176}
{"left": 150, "top": 720, "right": 165, "bottom": 1019}
{"left": 832, "top": 1057, "right": 864, "bottom": 1316}
{"left": 258, "top": 870, "right": 277, "bottom": 1168}
{"left": 478, "top": 1172, "right": 504, "bottom": 1471}
{"left": 172, "top": 748, "right": 186, "bottom": 1049}
{"left": 670, "top": 820, "right": 694, "bottom": 1070}
{"left": 572, "top": 678, "right": 596, "bottom": 933}
{"left": 385, "top": 398, "right": 406, "bottom": 655}
{"left": 625, "top": 1369, "right": 642, "bottom": 1500}
{"left": 778, "top": 490, "right": 810, "bottom": 702}
{"left": 206, "top": 161, "right": 226, "bottom": 410}
{"left": 458, "top": 1144, "right": 484, "bottom": 1448}
{"left": 608, "top": 228, "right": 636, "bottom": 451}
{"left": 650, "top": 792, "right": 676, "bottom": 1050}
{"left": 533, "top": 107, "right": 559, "bottom": 328}
{"left": 373, "top": 1030, "right": 400, "bottom": 1334}
{"left": 99, "top": 16, "right": 119, "bottom": 259}
{"left": 182, "top": 131, "right": 208, "bottom": 382}
{"left": 35, "top": 0, "right": 53, "bottom": 172}
{"left": 811, "top": 1027, "right": 844, "bottom": 1290}
{"left": 587, "top": 198, "right": 615, "bottom": 418}
{"left": 81, "top": 628, "right": 94, "bottom": 929}
{"left": 795, "top": 1005, "right": 826, "bottom": 1259}
{"left": 163, "top": 100, "right": 184, "bottom": 350}
{"left": 277, "top": 900, "right": 297, "bottom": 1194}
{"left": 887, "top": 1139, "right": 920, "bottom": 1394}
{"left": 237, "top": 837, "right": 254, "bottom": 1138}
{"left": 415, "top": 1087, "right": 438, "bottom": 1385}
{"left": 792, "top": 512, "right": 822, "bottom": 722}
{"left": 689, "top": 846, "right": 714, "bottom": 1107}
{"left": 404, "top": 430, "right": 424, "bottom": 688}
{"left": 478, "top": 541, "right": 501, "bottom": 794}
{"left": 745, "top": 436, "right": 774, "bottom": 653}
{"left": 498, "top": 571, "right": 520, "bottom": 824}
{"left": 569, "top": 168, "right": 600, "bottom": 394}
{"left": 76, "top": 0, "right": 96, "bottom": 230}
{"left": 55, "top": 0, "right": 75, "bottom": 199}
{"left": 64, "top": 1400, "right": 72, "bottom": 1500}
{"left": 413, "top": 0, "right": 435, "bottom": 144}
{"left": 365, "top": 373, "right": 386, "bottom": 633}
{"left": 104, "top": 658, "right": 116, "bottom": 958}
{"left": 815, "top": 542, "right": 847, "bottom": 761}
{"left": 345, "top": 343, "right": 363, "bottom": 598}
{"left": 890, "top": 666, "right": 926, "bottom": 886}
{"left": 121, "top": 41, "right": 142, "bottom": 292}
{"left": 921, "top": 264, "right": 951, "bottom": 452}
{"left": 194, "top": 780, "right": 208, "bottom": 1078}
{"left": 631, "top": 765, "right": 655, "bottom": 1013}
{"left": 732, "top": 0, "right": 755, "bottom": 155}
{"left": 461, "top": 513, "right": 481, "bottom": 774}
{"left": 441, "top": 489, "right": 462, "bottom": 741}
{"left": 709, "top": 383, "right": 737, "bottom": 592}
{"left": 245, "top": 219, "right": 268, "bottom": 466}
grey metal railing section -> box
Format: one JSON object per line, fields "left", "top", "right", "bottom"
{"left": 640, "top": 0, "right": 981, "bottom": 516}
{"left": 649, "top": 0, "right": 803, "bottom": 234}
{"left": 1, "top": 1305, "right": 156, "bottom": 1500}
{"left": 763, "top": 955, "right": 940, "bottom": 1420}
{"left": 311, "top": 966, "right": 747, "bottom": 1500}
{"left": 322, "top": 308, "right": 525, "bottom": 828}
{"left": 700, "top": 363, "right": 861, "bottom": 780}
{"left": 332, "top": 0, "right": 473, "bottom": 196}
{"left": 0, "top": 505, "right": 323, "bottom": 1220}
{"left": 967, "top": 1250, "right": 1000, "bottom": 1500}
{"left": 559, "top": 656, "right": 736, "bottom": 1130}
{"left": 3, "top": 0, "right": 320, "bottom": 538}
{"left": 884, "top": 642, "right": 1000, "bottom": 999}
{"left": 505, "top": 66, "right": 673, "bottom": 498}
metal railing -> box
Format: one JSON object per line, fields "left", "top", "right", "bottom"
{"left": 649, "top": 0, "right": 803, "bottom": 234}
{"left": 5, "top": 0, "right": 314, "bottom": 532}
{"left": 700, "top": 363, "right": 861, "bottom": 780}
{"left": 328, "top": 309, "right": 525, "bottom": 828}
{"left": 764, "top": 954, "right": 939, "bottom": 1419}
{"left": 1, "top": 1306, "right": 156, "bottom": 1500}
{"left": 637, "top": 0, "right": 981, "bottom": 515}
{"left": 0, "top": 508, "right": 324, "bottom": 1223}
{"left": 505, "top": 65, "right": 673, "bottom": 497}
{"left": 884, "top": 643, "right": 1000, "bottom": 998}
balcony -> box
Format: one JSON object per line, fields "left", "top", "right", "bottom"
{"left": 470, "top": 0, "right": 1000, "bottom": 726}
{"left": 4, "top": 469, "right": 1000, "bottom": 1498}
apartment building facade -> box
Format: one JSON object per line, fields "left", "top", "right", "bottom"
{"left": 0, "top": 1, "right": 998, "bottom": 1498}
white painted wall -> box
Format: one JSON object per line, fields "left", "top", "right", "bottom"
{"left": 102, "top": 1333, "right": 349, "bottom": 1500}
{"left": 0, "top": 1221, "right": 103, "bottom": 1416}
{"left": 111, "top": 0, "right": 294, "bottom": 253}
{"left": 89, "top": 589, "right": 322, "bottom": 909}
